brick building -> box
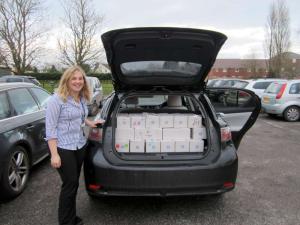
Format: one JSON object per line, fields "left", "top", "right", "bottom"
{"left": 208, "top": 52, "right": 300, "bottom": 79}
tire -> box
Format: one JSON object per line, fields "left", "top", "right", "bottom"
{"left": 0, "top": 146, "right": 30, "bottom": 200}
{"left": 283, "top": 106, "right": 300, "bottom": 122}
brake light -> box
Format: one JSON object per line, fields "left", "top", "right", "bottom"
{"left": 221, "top": 126, "right": 232, "bottom": 143}
{"left": 88, "top": 184, "right": 102, "bottom": 191}
{"left": 276, "top": 83, "right": 287, "bottom": 99}
{"left": 223, "top": 182, "right": 234, "bottom": 189}
{"left": 88, "top": 127, "right": 103, "bottom": 142}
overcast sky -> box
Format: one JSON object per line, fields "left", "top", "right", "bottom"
{"left": 43, "top": 0, "right": 300, "bottom": 66}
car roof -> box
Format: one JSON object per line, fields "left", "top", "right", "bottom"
{"left": 0, "top": 82, "right": 36, "bottom": 91}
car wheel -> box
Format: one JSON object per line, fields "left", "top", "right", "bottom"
{"left": 90, "top": 102, "right": 99, "bottom": 116}
{"left": 0, "top": 146, "right": 30, "bottom": 199}
{"left": 283, "top": 106, "right": 300, "bottom": 122}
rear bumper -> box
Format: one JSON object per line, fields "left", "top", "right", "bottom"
{"left": 84, "top": 143, "right": 238, "bottom": 197}
{"left": 262, "top": 103, "right": 284, "bottom": 115}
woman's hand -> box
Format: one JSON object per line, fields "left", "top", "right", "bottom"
{"left": 85, "top": 119, "right": 105, "bottom": 128}
{"left": 51, "top": 154, "right": 61, "bottom": 168}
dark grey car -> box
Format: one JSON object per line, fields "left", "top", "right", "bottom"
{"left": 0, "top": 83, "right": 51, "bottom": 200}
{"left": 84, "top": 27, "right": 261, "bottom": 197}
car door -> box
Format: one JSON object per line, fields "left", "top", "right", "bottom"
{"left": 7, "top": 88, "right": 46, "bottom": 162}
{"left": 205, "top": 88, "right": 261, "bottom": 149}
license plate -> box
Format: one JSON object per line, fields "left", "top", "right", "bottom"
{"left": 263, "top": 96, "right": 270, "bottom": 103}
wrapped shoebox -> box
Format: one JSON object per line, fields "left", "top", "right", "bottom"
{"left": 145, "top": 114, "right": 160, "bottom": 128}
{"left": 117, "top": 114, "right": 130, "bottom": 128}
{"left": 187, "top": 114, "right": 202, "bottom": 128}
{"left": 115, "top": 128, "right": 134, "bottom": 140}
{"left": 173, "top": 114, "right": 188, "bottom": 128}
{"left": 146, "top": 141, "right": 161, "bottom": 153}
{"left": 163, "top": 128, "right": 190, "bottom": 140}
{"left": 130, "top": 114, "right": 146, "bottom": 129}
{"left": 115, "top": 140, "right": 129, "bottom": 153}
{"left": 129, "top": 140, "right": 145, "bottom": 153}
{"left": 159, "top": 114, "right": 174, "bottom": 128}
{"left": 192, "top": 127, "right": 207, "bottom": 139}
{"left": 161, "top": 140, "right": 175, "bottom": 152}
{"left": 175, "top": 141, "right": 190, "bottom": 152}
{"left": 144, "top": 128, "right": 162, "bottom": 141}
{"left": 190, "top": 140, "right": 204, "bottom": 152}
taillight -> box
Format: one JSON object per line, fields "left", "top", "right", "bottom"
{"left": 276, "top": 83, "right": 287, "bottom": 99}
{"left": 88, "top": 127, "right": 103, "bottom": 142}
{"left": 221, "top": 126, "right": 232, "bottom": 143}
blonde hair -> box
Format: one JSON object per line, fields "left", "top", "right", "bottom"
{"left": 57, "top": 65, "right": 91, "bottom": 102}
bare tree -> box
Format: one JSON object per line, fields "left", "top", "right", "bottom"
{"left": 264, "top": 0, "right": 290, "bottom": 77}
{"left": 58, "top": 0, "right": 104, "bottom": 71}
{"left": 0, "top": 0, "right": 44, "bottom": 74}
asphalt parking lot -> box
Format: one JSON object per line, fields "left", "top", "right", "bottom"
{"left": 0, "top": 114, "right": 299, "bottom": 225}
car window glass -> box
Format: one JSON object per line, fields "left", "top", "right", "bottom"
{"left": 8, "top": 88, "right": 39, "bottom": 115}
{"left": 30, "top": 87, "right": 51, "bottom": 108}
{"left": 0, "top": 92, "right": 11, "bottom": 119}
{"left": 253, "top": 81, "right": 272, "bottom": 89}
{"left": 7, "top": 77, "right": 23, "bottom": 82}
{"left": 265, "top": 82, "right": 284, "bottom": 94}
{"left": 289, "top": 83, "right": 300, "bottom": 94}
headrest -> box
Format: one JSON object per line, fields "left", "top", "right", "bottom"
{"left": 167, "top": 95, "right": 182, "bottom": 107}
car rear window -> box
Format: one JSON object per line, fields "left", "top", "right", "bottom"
{"left": 252, "top": 81, "right": 272, "bottom": 89}
{"left": 265, "top": 82, "right": 285, "bottom": 94}
{"left": 121, "top": 61, "right": 202, "bottom": 77}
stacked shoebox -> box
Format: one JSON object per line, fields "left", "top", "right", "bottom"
{"left": 115, "top": 113, "right": 206, "bottom": 153}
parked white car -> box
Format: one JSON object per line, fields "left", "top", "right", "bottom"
{"left": 86, "top": 76, "right": 103, "bottom": 116}
{"left": 242, "top": 79, "right": 286, "bottom": 99}
{"left": 261, "top": 80, "right": 300, "bottom": 121}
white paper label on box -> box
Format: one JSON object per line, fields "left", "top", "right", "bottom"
{"left": 175, "top": 141, "right": 189, "bottom": 152}
{"left": 146, "top": 141, "right": 161, "bottom": 153}
{"left": 130, "top": 140, "right": 145, "bottom": 153}
{"left": 117, "top": 115, "right": 130, "bottom": 128}
{"left": 190, "top": 140, "right": 204, "bottom": 152}
{"left": 115, "top": 140, "right": 129, "bottom": 152}
{"left": 161, "top": 140, "right": 175, "bottom": 152}
{"left": 115, "top": 128, "right": 134, "bottom": 140}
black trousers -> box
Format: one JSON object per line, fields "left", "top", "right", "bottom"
{"left": 57, "top": 145, "right": 86, "bottom": 225}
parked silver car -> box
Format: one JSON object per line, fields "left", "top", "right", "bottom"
{"left": 86, "top": 76, "right": 103, "bottom": 116}
{"left": 261, "top": 80, "right": 300, "bottom": 121}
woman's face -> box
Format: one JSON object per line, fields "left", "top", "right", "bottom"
{"left": 68, "top": 70, "right": 85, "bottom": 94}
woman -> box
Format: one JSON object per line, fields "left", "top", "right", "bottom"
{"left": 46, "top": 65, "right": 103, "bottom": 225}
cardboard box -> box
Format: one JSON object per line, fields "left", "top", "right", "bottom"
{"left": 175, "top": 141, "right": 190, "bottom": 152}
{"left": 130, "top": 115, "right": 146, "bottom": 129}
{"left": 161, "top": 140, "right": 175, "bottom": 152}
{"left": 163, "top": 128, "right": 190, "bottom": 140}
{"left": 134, "top": 128, "right": 145, "bottom": 140}
{"left": 117, "top": 114, "right": 130, "bottom": 128}
{"left": 159, "top": 114, "right": 174, "bottom": 128}
{"left": 115, "top": 140, "right": 129, "bottom": 153}
{"left": 144, "top": 128, "right": 162, "bottom": 141}
{"left": 190, "top": 140, "right": 204, "bottom": 152}
{"left": 192, "top": 127, "right": 207, "bottom": 139}
{"left": 130, "top": 140, "right": 145, "bottom": 153}
{"left": 146, "top": 114, "right": 160, "bottom": 128}
{"left": 146, "top": 141, "right": 160, "bottom": 153}
{"left": 173, "top": 114, "right": 188, "bottom": 128}
{"left": 187, "top": 114, "right": 202, "bottom": 128}
{"left": 115, "top": 128, "right": 134, "bottom": 140}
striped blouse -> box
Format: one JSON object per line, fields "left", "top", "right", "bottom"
{"left": 46, "top": 93, "right": 88, "bottom": 150}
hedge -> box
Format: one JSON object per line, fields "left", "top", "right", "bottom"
{"left": 24, "top": 72, "right": 112, "bottom": 81}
